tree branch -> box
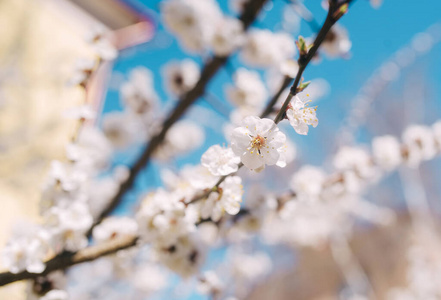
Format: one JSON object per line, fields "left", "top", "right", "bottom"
{"left": 0, "top": 236, "right": 138, "bottom": 287}
{"left": 87, "top": 0, "right": 269, "bottom": 235}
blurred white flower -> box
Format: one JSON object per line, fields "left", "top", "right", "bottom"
{"left": 2, "top": 224, "right": 49, "bottom": 274}
{"left": 69, "top": 58, "right": 96, "bottom": 86}
{"left": 241, "top": 30, "right": 296, "bottom": 68}
{"left": 211, "top": 17, "right": 244, "bottom": 56}
{"left": 47, "top": 202, "right": 93, "bottom": 252}
{"left": 225, "top": 68, "right": 267, "bottom": 109}
{"left": 231, "top": 116, "right": 287, "bottom": 171}
{"left": 372, "top": 135, "right": 402, "bottom": 171}
{"left": 321, "top": 24, "right": 351, "bottom": 59}
{"left": 163, "top": 59, "right": 200, "bottom": 97}
{"left": 197, "top": 271, "right": 224, "bottom": 296}
{"left": 40, "top": 289, "right": 69, "bottom": 300}
{"left": 201, "top": 145, "right": 240, "bottom": 176}
{"left": 92, "top": 217, "right": 138, "bottom": 244}
{"left": 154, "top": 120, "right": 205, "bottom": 160}
{"left": 402, "top": 124, "right": 437, "bottom": 167}
{"left": 199, "top": 176, "right": 243, "bottom": 221}
{"left": 121, "top": 67, "right": 159, "bottom": 118}
{"left": 85, "top": 26, "right": 117, "bottom": 60}
{"left": 290, "top": 165, "right": 326, "bottom": 202}
{"left": 162, "top": 0, "right": 222, "bottom": 53}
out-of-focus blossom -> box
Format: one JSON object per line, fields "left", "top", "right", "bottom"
{"left": 211, "top": 17, "right": 244, "bottom": 56}
{"left": 402, "top": 124, "right": 437, "bottom": 167}
{"left": 372, "top": 135, "right": 402, "bottom": 171}
{"left": 241, "top": 30, "right": 296, "bottom": 68}
{"left": 321, "top": 24, "right": 351, "bottom": 59}
{"left": 92, "top": 217, "right": 138, "bottom": 244}
{"left": 225, "top": 68, "right": 267, "bottom": 109}
{"left": 201, "top": 145, "right": 240, "bottom": 176}
{"left": 163, "top": 59, "right": 200, "bottom": 97}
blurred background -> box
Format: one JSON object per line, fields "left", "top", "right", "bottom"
{"left": 1, "top": 0, "right": 441, "bottom": 299}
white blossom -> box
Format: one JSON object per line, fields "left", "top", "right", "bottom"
{"left": 136, "top": 189, "right": 197, "bottom": 246}
{"left": 47, "top": 202, "right": 93, "bottom": 252}
{"left": 92, "top": 217, "right": 138, "bottom": 244}
{"left": 241, "top": 30, "right": 296, "bottom": 68}
{"left": 153, "top": 235, "right": 205, "bottom": 278}
{"left": 199, "top": 176, "right": 243, "bottom": 221}
{"left": 321, "top": 24, "right": 352, "bottom": 59}
{"left": 286, "top": 94, "right": 318, "bottom": 135}
{"left": 290, "top": 165, "right": 326, "bottom": 202}
{"left": 162, "top": 0, "right": 222, "bottom": 53}
{"left": 154, "top": 120, "right": 205, "bottom": 160}
{"left": 2, "top": 224, "right": 50, "bottom": 274}
{"left": 225, "top": 68, "right": 267, "bottom": 109}
{"left": 231, "top": 116, "right": 287, "bottom": 171}
{"left": 39, "top": 290, "right": 69, "bottom": 300}
{"left": 197, "top": 271, "right": 224, "bottom": 296}
{"left": 372, "top": 135, "right": 402, "bottom": 171}
{"left": 121, "top": 67, "right": 159, "bottom": 118}
{"left": 201, "top": 145, "right": 240, "bottom": 176}
{"left": 402, "top": 124, "right": 437, "bottom": 167}
{"left": 102, "top": 112, "right": 147, "bottom": 149}
{"left": 163, "top": 59, "right": 200, "bottom": 97}
{"left": 211, "top": 17, "right": 244, "bottom": 56}
{"left": 85, "top": 26, "right": 117, "bottom": 60}
{"left": 69, "top": 58, "right": 96, "bottom": 86}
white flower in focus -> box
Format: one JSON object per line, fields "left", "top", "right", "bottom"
{"left": 85, "top": 26, "right": 118, "bottom": 60}
{"left": 321, "top": 24, "right": 351, "bottom": 59}
{"left": 2, "top": 225, "right": 49, "bottom": 274}
{"left": 241, "top": 30, "right": 296, "bottom": 68}
{"left": 92, "top": 217, "right": 138, "bottom": 244}
{"left": 286, "top": 94, "right": 318, "bottom": 135}
{"left": 121, "top": 67, "right": 159, "bottom": 117}
{"left": 290, "top": 165, "right": 326, "bottom": 202}
{"left": 402, "top": 125, "right": 437, "bottom": 168}
{"left": 372, "top": 135, "right": 402, "bottom": 171}
{"left": 231, "top": 116, "right": 287, "bottom": 171}
{"left": 226, "top": 68, "right": 267, "bottom": 109}
{"left": 201, "top": 145, "right": 240, "bottom": 176}
{"left": 197, "top": 271, "right": 224, "bottom": 296}
{"left": 40, "top": 290, "right": 69, "bottom": 300}
{"left": 163, "top": 59, "right": 200, "bottom": 97}
{"left": 211, "top": 17, "right": 244, "bottom": 56}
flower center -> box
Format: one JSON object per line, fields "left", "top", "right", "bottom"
{"left": 250, "top": 135, "right": 266, "bottom": 150}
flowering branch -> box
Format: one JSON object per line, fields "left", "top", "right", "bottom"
{"left": 0, "top": 236, "right": 138, "bottom": 286}
{"left": 88, "top": 0, "right": 269, "bottom": 233}
{"left": 190, "top": 0, "right": 354, "bottom": 201}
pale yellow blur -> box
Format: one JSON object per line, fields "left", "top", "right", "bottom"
{"left": 0, "top": 0, "right": 95, "bottom": 297}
